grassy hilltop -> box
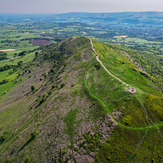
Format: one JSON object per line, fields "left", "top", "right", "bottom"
{"left": 0, "top": 36, "right": 162, "bottom": 162}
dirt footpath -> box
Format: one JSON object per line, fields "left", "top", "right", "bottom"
{"left": 89, "top": 38, "right": 136, "bottom": 93}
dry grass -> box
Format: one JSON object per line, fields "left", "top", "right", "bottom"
{"left": 0, "top": 49, "right": 16, "bottom": 52}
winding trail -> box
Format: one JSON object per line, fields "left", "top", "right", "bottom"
{"left": 0, "top": 38, "right": 162, "bottom": 158}
{"left": 84, "top": 76, "right": 163, "bottom": 131}
{"left": 84, "top": 38, "right": 163, "bottom": 162}
{"left": 89, "top": 38, "right": 136, "bottom": 93}
{"left": 84, "top": 38, "right": 163, "bottom": 131}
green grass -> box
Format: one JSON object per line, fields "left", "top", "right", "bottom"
{"left": 84, "top": 70, "right": 163, "bottom": 130}
{"left": 83, "top": 38, "right": 163, "bottom": 162}
{"left": 0, "top": 81, "right": 16, "bottom": 97}
{"left": 64, "top": 109, "right": 77, "bottom": 149}
{"left": 95, "top": 127, "right": 162, "bottom": 163}
{"left": 83, "top": 38, "right": 163, "bottom": 129}
{"left": 93, "top": 39, "right": 161, "bottom": 95}
{"left": 0, "top": 70, "right": 18, "bottom": 96}
{"left": 0, "top": 51, "right": 36, "bottom": 66}
{"left": 111, "top": 37, "right": 162, "bottom": 44}
{"left": 0, "top": 50, "right": 36, "bottom": 97}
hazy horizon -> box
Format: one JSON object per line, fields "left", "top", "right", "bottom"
{"left": 0, "top": 0, "right": 162, "bottom": 14}
{"left": 0, "top": 12, "right": 163, "bottom": 16}
{"left": 0, "top": 11, "right": 163, "bottom": 15}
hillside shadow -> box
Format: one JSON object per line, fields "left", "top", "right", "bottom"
{"left": 17, "top": 136, "right": 35, "bottom": 153}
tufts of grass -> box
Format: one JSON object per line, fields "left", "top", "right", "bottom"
{"left": 64, "top": 109, "right": 77, "bottom": 149}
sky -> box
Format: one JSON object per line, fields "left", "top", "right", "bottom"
{"left": 0, "top": 0, "right": 162, "bottom": 14}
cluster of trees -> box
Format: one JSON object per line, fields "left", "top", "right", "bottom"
{"left": 39, "top": 37, "right": 88, "bottom": 71}
{"left": 0, "top": 52, "right": 7, "bottom": 61}
{"left": 18, "top": 49, "right": 38, "bottom": 57}
{"left": 0, "top": 64, "right": 15, "bottom": 72}
{"left": 0, "top": 79, "right": 9, "bottom": 85}
{"left": 19, "top": 51, "right": 27, "bottom": 56}
{"left": 0, "top": 61, "right": 23, "bottom": 72}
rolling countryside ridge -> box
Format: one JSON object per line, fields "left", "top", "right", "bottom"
{"left": 0, "top": 10, "right": 163, "bottom": 163}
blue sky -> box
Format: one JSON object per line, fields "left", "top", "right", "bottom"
{"left": 0, "top": 0, "right": 162, "bottom": 14}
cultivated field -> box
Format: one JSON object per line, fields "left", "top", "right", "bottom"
{"left": 0, "top": 49, "right": 16, "bottom": 52}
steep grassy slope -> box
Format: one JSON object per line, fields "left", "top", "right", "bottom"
{"left": 0, "top": 36, "right": 162, "bottom": 163}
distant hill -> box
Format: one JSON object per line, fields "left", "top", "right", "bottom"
{"left": 0, "top": 12, "right": 163, "bottom": 24}
{"left": 56, "top": 11, "right": 163, "bottom": 24}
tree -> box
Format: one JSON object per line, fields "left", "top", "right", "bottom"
{"left": 31, "top": 85, "right": 35, "bottom": 92}
{"left": 19, "top": 51, "right": 27, "bottom": 56}
{"left": 0, "top": 79, "right": 9, "bottom": 84}
{"left": 35, "top": 52, "right": 39, "bottom": 57}
{"left": 17, "top": 61, "right": 23, "bottom": 67}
